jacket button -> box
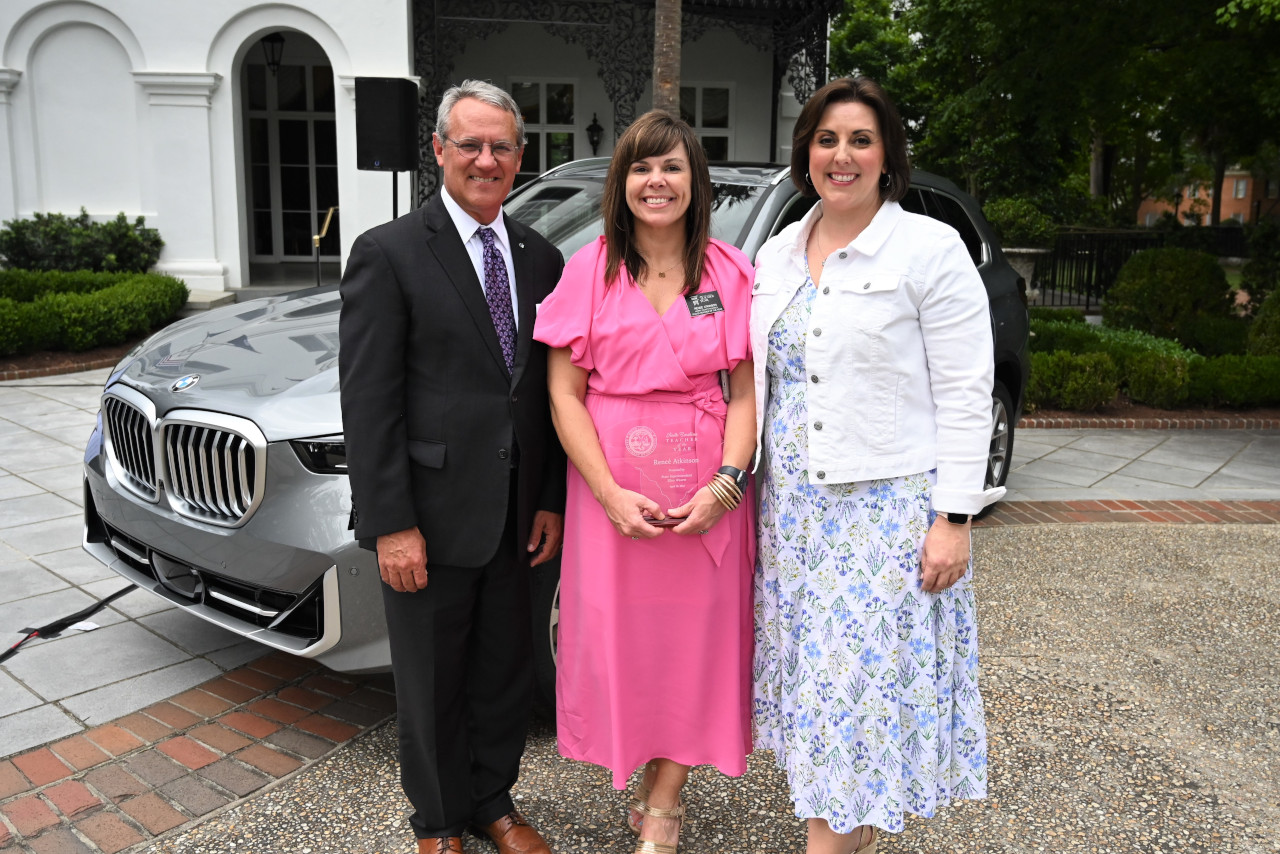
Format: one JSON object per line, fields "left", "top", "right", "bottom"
{"left": 810, "top": 374, "right": 819, "bottom": 383}
{"left": 511, "top": 393, "right": 518, "bottom": 403}
{"left": 753, "top": 282, "right": 760, "bottom": 290}
{"left": 839, "top": 252, "right": 847, "bottom": 259}
{"left": 863, "top": 282, "right": 871, "bottom": 290}
{"left": 498, "top": 449, "right": 510, "bottom": 460}
{"left": 813, "top": 328, "right": 821, "bottom": 336}
{"left": 814, "top": 421, "right": 823, "bottom": 430}
{"left": 822, "top": 286, "right": 830, "bottom": 294}
{"left": 816, "top": 471, "right": 826, "bottom": 479}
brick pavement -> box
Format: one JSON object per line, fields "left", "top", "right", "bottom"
{"left": 977, "top": 498, "right": 1280, "bottom": 527}
{"left": 0, "top": 651, "right": 393, "bottom": 853}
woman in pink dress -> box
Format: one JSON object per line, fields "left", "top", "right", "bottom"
{"left": 533, "top": 111, "right": 756, "bottom": 854}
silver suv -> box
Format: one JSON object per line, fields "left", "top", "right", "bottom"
{"left": 82, "top": 160, "right": 1029, "bottom": 715}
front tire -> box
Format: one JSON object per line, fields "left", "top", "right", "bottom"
{"left": 977, "top": 381, "right": 1015, "bottom": 519}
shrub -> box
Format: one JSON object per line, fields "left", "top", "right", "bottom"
{"left": 1027, "top": 351, "right": 1119, "bottom": 411}
{"left": 0, "top": 298, "right": 58, "bottom": 355}
{"left": 1176, "top": 314, "right": 1249, "bottom": 357}
{"left": 982, "top": 197, "right": 1057, "bottom": 248}
{"left": 0, "top": 269, "right": 126, "bottom": 302}
{"left": 1029, "top": 306, "right": 1087, "bottom": 324}
{"left": 0, "top": 271, "right": 187, "bottom": 355}
{"left": 1030, "top": 319, "right": 1195, "bottom": 367}
{"left": 1103, "top": 247, "right": 1237, "bottom": 355}
{"left": 1240, "top": 217, "right": 1279, "bottom": 310}
{"left": 0, "top": 209, "right": 163, "bottom": 273}
{"left": 1029, "top": 319, "right": 1103, "bottom": 355}
{"left": 1248, "top": 288, "right": 1280, "bottom": 356}
{"left": 1187, "top": 355, "right": 1280, "bottom": 407}
{"left": 1125, "top": 352, "right": 1195, "bottom": 409}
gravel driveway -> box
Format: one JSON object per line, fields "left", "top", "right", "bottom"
{"left": 154, "top": 523, "right": 1280, "bottom": 854}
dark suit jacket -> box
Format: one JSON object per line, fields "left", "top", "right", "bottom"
{"left": 338, "top": 194, "right": 566, "bottom": 568}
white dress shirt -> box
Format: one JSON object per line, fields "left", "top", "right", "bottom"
{"left": 750, "top": 199, "right": 1005, "bottom": 515}
{"left": 440, "top": 187, "right": 520, "bottom": 330}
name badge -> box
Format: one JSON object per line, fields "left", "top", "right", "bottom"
{"left": 685, "top": 291, "right": 725, "bottom": 317}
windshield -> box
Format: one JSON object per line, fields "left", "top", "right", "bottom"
{"left": 505, "top": 177, "right": 768, "bottom": 257}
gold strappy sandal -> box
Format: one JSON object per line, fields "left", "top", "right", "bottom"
{"left": 625, "top": 761, "right": 658, "bottom": 835}
{"left": 853, "top": 826, "right": 877, "bottom": 854}
{"left": 632, "top": 799, "right": 685, "bottom": 854}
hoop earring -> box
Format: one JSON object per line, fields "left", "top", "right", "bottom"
{"left": 805, "top": 172, "right": 813, "bottom": 186}
{"left": 880, "top": 173, "right": 890, "bottom": 189}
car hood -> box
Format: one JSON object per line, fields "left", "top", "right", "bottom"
{"left": 112, "top": 287, "right": 343, "bottom": 442}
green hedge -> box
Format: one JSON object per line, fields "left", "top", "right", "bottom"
{"left": 1188, "top": 355, "right": 1280, "bottom": 407}
{"left": 0, "top": 271, "right": 187, "bottom": 355}
{"left": 1028, "top": 306, "right": 1087, "bottom": 324}
{"left": 1028, "top": 351, "right": 1119, "bottom": 410}
{"left": 0, "top": 210, "right": 163, "bottom": 273}
{"left": 1028, "top": 316, "right": 1280, "bottom": 409}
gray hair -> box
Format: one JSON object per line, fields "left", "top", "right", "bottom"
{"left": 436, "top": 79, "right": 526, "bottom": 146}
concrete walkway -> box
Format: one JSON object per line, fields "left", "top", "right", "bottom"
{"left": 1007, "top": 427, "right": 1280, "bottom": 501}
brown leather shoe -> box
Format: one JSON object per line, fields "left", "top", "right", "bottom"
{"left": 418, "top": 836, "right": 464, "bottom": 854}
{"left": 473, "top": 810, "right": 551, "bottom": 854}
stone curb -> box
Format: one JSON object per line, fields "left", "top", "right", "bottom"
{"left": 0, "top": 651, "right": 394, "bottom": 854}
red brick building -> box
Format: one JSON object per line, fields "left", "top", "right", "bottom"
{"left": 1138, "top": 168, "right": 1280, "bottom": 226}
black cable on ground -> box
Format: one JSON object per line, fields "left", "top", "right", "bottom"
{"left": 0, "top": 584, "right": 136, "bottom": 665}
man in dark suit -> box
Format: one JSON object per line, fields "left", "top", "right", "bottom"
{"left": 339, "top": 79, "right": 565, "bottom": 854}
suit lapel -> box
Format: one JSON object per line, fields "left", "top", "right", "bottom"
{"left": 422, "top": 197, "right": 508, "bottom": 376}
{"left": 507, "top": 215, "right": 537, "bottom": 385}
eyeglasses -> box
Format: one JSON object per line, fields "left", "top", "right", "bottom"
{"left": 443, "top": 137, "right": 520, "bottom": 161}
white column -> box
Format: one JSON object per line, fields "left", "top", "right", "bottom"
{"left": 0, "top": 69, "right": 22, "bottom": 223}
{"left": 134, "top": 72, "right": 227, "bottom": 290}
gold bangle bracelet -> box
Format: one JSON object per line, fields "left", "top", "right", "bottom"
{"left": 705, "top": 478, "right": 732, "bottom": 509}
{"left": 706, "top": 478, "right": 738, "bottom": 510}
{"left": 714, "top": 472, "right": 744, "bottom": 502}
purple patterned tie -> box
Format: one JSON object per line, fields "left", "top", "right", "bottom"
{"left": 478, "top": 226, "right": 516, "bottom": 373}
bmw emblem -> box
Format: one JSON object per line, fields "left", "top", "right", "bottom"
{"left": 171, "top": 375, "right": 200, "bottom": 392}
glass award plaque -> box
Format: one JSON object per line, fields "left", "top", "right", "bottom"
{"left": 603, "top": 416, "right": 703, "bottom": 521}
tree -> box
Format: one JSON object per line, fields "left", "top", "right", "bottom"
{"left": 829, "top": 0, "right": 1280, "bottom": 226}
{"left": 653, "top": 0, "right": 682, "bottom": 114}
{"left": 1218, "top": 0, "right": 1280, "bottom": 25}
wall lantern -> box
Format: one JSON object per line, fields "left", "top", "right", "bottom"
{"left": 586, "top": 113, "right": 604, "bottom": 155}
{"left": 261, "top": 32, "right": 286, "bottom": 76}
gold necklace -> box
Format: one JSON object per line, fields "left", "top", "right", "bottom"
{"left": 639, "top": 255, "right": 682, "bottom": 280}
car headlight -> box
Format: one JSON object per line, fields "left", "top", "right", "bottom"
{"left": 292, "top": 439, "right": 347, "bottom": 474}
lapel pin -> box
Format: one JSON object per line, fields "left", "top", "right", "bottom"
{"left": 518, "top": 242, "right": 525, "bottom": 249}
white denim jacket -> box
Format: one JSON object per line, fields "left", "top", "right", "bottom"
{"left": 750, "top": 200, "right": 1005, "bottom": 515}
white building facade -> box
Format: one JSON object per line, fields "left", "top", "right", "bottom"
{"left": 0, "top": 0, "right": 832, "bottom": 291}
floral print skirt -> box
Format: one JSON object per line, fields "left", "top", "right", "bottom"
{"left": 752, "top": 274, "right": 988, "bottom": 834}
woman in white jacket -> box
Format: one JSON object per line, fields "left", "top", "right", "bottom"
{"left": 750, "top": 77, "right": 1001, "bottom": 854}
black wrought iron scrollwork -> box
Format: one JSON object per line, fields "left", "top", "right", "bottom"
{"left": 411, "top": 0, "right": 838, "bottom": 203}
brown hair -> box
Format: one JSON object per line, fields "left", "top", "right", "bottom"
{"left": 600, "top": 110, "right": 712, "bottom": 293}
{"left": 790, "top": 76, "right": 910, "bottom": 202}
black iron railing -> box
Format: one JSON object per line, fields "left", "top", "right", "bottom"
{"left": 1032, "top": 226, "right": 1249, "bottom": 310}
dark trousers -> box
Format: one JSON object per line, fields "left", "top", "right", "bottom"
{"left": 380, "top": 484, "right": 533, "bottom": 839}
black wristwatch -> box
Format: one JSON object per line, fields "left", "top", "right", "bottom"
{"left": 945, "top": 512, "right": 972, "bottom": 525}
{"left": 718, "top": 465, "right": 748, "bottom": 492}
